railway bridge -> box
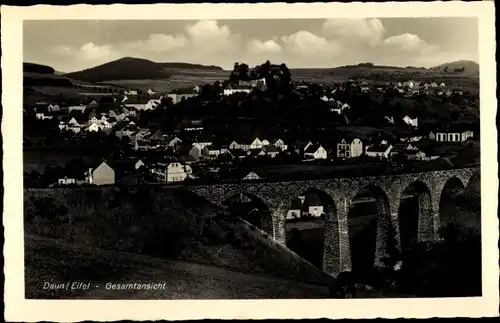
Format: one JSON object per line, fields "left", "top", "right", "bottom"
{"left": 185, "top": 166, "right": 480, "bottom": 277}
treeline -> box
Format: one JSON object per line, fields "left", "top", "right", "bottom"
{"left": 24, "top": 75, "right": 73, "bottom": 87}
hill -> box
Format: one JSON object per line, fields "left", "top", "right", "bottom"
{"left": 26, "top": 235, "right": 330, "bottom": 299}
{"left": 65, "top": 57, "right": 224, "bottom": 83}
{"left": 430, "top": 60, "right": 479, "bottom": 74}
{"left": 24, "top": 62, "right": 55, "bottom": 74}
{"left": 24, "top": 187, "right": 333, "bottom": 298}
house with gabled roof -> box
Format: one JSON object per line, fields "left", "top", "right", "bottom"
{"left": 304, "top": 144, "right": 328, "bottom": 160}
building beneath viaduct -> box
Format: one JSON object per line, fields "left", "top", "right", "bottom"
{"left": 186, "top": 166, "right": 480, "bottom": 278}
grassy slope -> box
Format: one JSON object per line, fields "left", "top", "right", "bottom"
{"left": 25, "top": 235, "right": 329, "bottom": 299}
{"left": 24, "top": 187, "right": 333, "bottom": 298}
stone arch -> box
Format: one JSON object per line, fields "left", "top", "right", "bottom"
{"left": 284, "top": 187, "right": 337, "bottom": 271}
{"left": 221, "top": 191, "right": 274, "bottom": 237}
{"left": 398, "top": 180, "right": 433, "bottom": 250}
{"left": 348, "top": 184, "right": 391, "bottom": 278}
{"left": 439, "top": 176, "right": 466, "bottom": 234}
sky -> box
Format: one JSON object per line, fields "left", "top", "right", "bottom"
{"left": 23, "top": 18, "right": 479, "bottom": 73}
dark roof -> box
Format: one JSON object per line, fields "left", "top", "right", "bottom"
{"left": 124, "top": 98, "right": 150, "bottom": 105}
{"left": 391, "top": 143, "right": 409, "bottom": 154}
{"left": 367, "top": 144, "right": 392, "bottom": 153}
{"left": 264, "top": 145, "right": 280, "bottom": 153}
{"left": 304, "top": 144, "right": 321, "bottom": 154}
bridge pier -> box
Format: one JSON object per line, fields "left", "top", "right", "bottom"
{"left": 270, "top": 206, "right": 286, "bottom": 244}
{"left": 417, "top": 193, "right": 436, "bottom": 242}
{"left": 323, "top": 197, "right": 351, "bottom": 278}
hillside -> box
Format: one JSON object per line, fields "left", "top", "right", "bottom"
{"left": 24, "top": 62, "right": 55, "bottom": 74}
{"left": 430, "top": 60, "right": 479, "bottom": 73}
{"left": 24, "top": 187, "right": 333, "bottom": 298}
{"left": 65, "top": 57, "right": 224, "bottom": 83}
{"left": 26, "top": 235, "right": 330, "bottom": 299}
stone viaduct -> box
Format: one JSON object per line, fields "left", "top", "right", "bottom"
{"left": 185, "top": 166, "right": 480, "bottom": 278}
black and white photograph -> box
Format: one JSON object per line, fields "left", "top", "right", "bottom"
{"left": 2, "top": 1, "right": 498, "bottom": 321}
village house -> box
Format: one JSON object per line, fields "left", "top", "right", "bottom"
{"left": 304, "top": 144, "right": 328, "bottom": 160}
{"left": 294, "top": 140, "right": 313, "bottom": 155}
{"left": 189, "top": 144, "right": 203, "bottom": 161}
{"left": 165, "top": 93, "right": 198, "bottom": 104}
{"left": 223, "top": 85, "right": 253, "bottom": 96}
{"left": 287, "top": 197, "right": 303, "bottom": 220}
{"left": 242, "top": 171, "right": 261, "bottom": 181}
{"left": 337, "top": 138, "right": 363, "bottom": 159}
{"left": 124, "top": 89, "right": 138, "bottom": 96}
{"left": 429, "top": 128, "right": 474, "bottom": 143}
{"left": 85, "top": 161, "right": 115, "bottom": 185}
{"left": 229, "top": 140, "right": 241, "bottom": 150}
{"left": 303, "top": 194, "right": 324, "bottom": 217}
{"left": 123, "top": 98, "right": 161, "bottom": 111}
{"left": 402, "top": 115, "right": 419, "bottom": 128}
{"left": 272, "top": 138, "right": 288, "bottom": 151}
{"left": 203, "top": 145, "right": 221, "bottom": 158}
{"left": 68, "top": 105, "right": 87, "bottom": 113}
{"left": 150, "top": 161, "right": 192, "bottom": 183}
{"left": 249, "top": 137, "right": 264, "bottom": 150}
{"left": 263, "top": 145, "right": 280, "bottom": 158}
{"left": 365, "top": 144, "right": 393, "bottom": 159}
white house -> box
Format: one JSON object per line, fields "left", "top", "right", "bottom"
{"left": 242, "top": 171, "right": 261, "bottom": 181}
{"left": 273, "top": 138, "right": 287, "bottom": 151}
{"left": 337, "top": 138, "right": 363, "bottom": 158}
{"left": 223, "top": 88, "right": 252, "bottom": 96}
{"left": 229, "top": 141, "right": 241, "bottom": 150}
{"left": 124, "top": 99, "right": 160, "bottom": 111}
{"left": 304, "top": 144, "right": 328, "bottom": 160}
{"left": 124, "top": 89, "right": 138, "bottom": 96}
{"left": 151, "top": 162, "right": 192, "bottom": 183}
{"left": 365, "top": 144, "right": 393, "bottom": 159}
{"left": 203, "top": 145, "right": 221, "bottom": 158}
{"left": 87, "top": 122, "right": 102, "bottom": 132}
{"left": 47, "top": 104, "right": 60, "bottom": 112}
{"left": 403, "top": 115, "right": 419, "bottom": 128}
{"left": 263, "top": 145, "right": 280, "bottom": 158}
{"left": 86, "top": 162, "right": 115, "bottom": 185}
{"left": 57, "top": 176, "right": 76, "bottom": 185}
{"left": 147, "top": 88, "right": 156, "bottom": 95}
{"left": 68, "top": 105, "right": 87, "bottom": 113}
{"left": 249, "top": 137, "right": 263, "bottom": 150}
{"left": 429, "top": 130, "right": 474, "bottom": 142}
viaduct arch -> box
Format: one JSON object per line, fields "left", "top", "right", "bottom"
{"left": 188, "top": 167, "right": 479, "bottom": 277}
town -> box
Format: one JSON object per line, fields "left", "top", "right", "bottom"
{"left": 23, "top": 61, "right": 479, "bottom": 190}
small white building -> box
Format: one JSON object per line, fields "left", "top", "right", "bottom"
{"left": 365, "top": 144, "right": 393, "bottom": 159}
{"left": 242, "top": 171, "right": 261, "bottom": 181}
{"left": 223, "top": 88, "right": 252, "bottom": 96}
{"left": 304, "top": 144, "right": 328, "bottom": 160}
{"left": 403, "top": 115, "right": 419, "bottom": 128}
{"left": 337, "top": 138, "right": 363, "bottom": 158}
{"left": 151, "top": 162, "right": 192, "bottom": 183}
{"left": 249, "top": 137, "right": 263, "bottom": 150}
{"left": 86, "top": 162, "right": 115, "bottom": 185}
{"left": 429, "top": 130, "right": 474, "bottom": 142}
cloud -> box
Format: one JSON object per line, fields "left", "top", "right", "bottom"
{"left": 125, "top": 33, "right": 187, "bottom": 53}
{"left": 281, "top": 30, "right": 340, "bottom": 56}
{"left": 383, "top": 33, "right": 430, "bottom": 51}
{"left": 322, "top": 18, "right": 385, "bottom": 46}
{"left": 41, "top": 18, "right": 461, "bottom": 71}
{"left": 247, "top": 39, "right": 282, "bottom": 54}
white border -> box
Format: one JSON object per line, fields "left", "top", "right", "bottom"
{"left": 2, "top": 2, "right": 498, "bottom": 321}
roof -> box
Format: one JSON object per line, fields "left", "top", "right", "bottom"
{"left": 304, "top": 144, "right": 321, "bottom": 154}
{"left": 391, "top": 143, "right": 409, "bottom": 154}
{"left": 263, "top": 145, "right": 280, "bottom": 153}
{"left": 367, "top": 144, "right": 392, "bottom": 153}
{"left": 123, "top": 98, "right": 150, "bottom": 105}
